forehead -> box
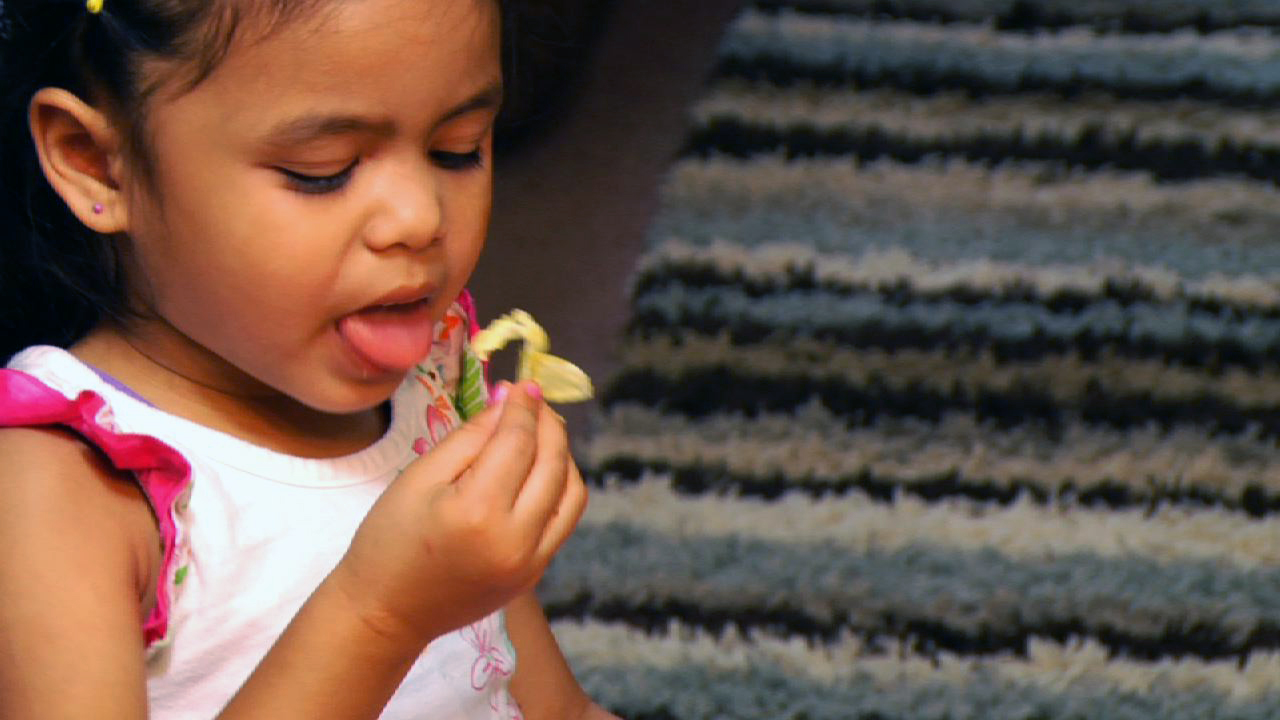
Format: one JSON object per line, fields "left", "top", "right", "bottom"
{"left": 152, "top": 0, "right": 501, "bottom": 134}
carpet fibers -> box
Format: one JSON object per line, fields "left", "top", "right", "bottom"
{"left": 542, "top": 2, "right": 1280, "bottom": 717}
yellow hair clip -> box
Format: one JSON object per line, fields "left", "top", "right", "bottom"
{"left": 472, "top": 310, "right": 593, "bottom": 404}
{"left": 86, "top": 0, "right": 104, "bottom": 13}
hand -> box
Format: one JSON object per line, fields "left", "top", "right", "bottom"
{"left": 329, "top": 381, "right": 588, "bottom": 649}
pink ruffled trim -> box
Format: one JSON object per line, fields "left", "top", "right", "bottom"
{"left": 0, "top": 368, "right": 191, "bottom": 647}
{"left": 457, "top": 288, "right": 481, "bottom": 343}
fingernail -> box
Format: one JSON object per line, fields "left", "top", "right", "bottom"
{"left": 523, "top": 381, "right": 542, "bottom": 401}
{"left": 492, "top": 382, "right": 509, "bottom": 406}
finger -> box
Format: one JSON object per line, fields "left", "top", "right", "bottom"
{"left": 534, "top": 460, "right": 588, "bottom": 562}
{"left": 511, "top": 400, "right": 571, "bottom": 535}
{"left": 401, "top": 388, "right": 506, "bottom": 484}
{"left": 487, "top": 381, "right": 511, "bottom": 408}
{"left": 465, "top": 380, "right": 543, "bottom": 506}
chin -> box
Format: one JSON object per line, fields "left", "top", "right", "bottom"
{"left": 297, "top": 374, "right": 405, "bottom": 417}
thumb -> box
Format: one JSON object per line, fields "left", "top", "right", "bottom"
{"left": 405, "top": 386, "right": 507, "bottom": 482}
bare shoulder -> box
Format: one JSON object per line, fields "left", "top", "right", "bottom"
{"left": 0, "top": 425, "right": 157, "bottom": 716}
{"left": 0, "top": 423, "right": 120, "bottom": 483}
{"left": 0, "top": 424, "right": 160, "bottom": 593}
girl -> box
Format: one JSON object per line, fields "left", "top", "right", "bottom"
{"left": 0, "top": 0, "right": 616, "bottom": 718}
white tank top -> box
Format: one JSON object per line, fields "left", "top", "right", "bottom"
{"left": 1, "top": 303, "right": 520, "bottom": 719}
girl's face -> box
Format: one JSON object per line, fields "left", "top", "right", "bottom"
{"left": 116, "top": 0, "right": 501, "bottom": 416}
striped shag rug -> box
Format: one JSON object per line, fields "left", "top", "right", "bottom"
{"left": 541, "top": 2, "right": 1280, "bottom": 718}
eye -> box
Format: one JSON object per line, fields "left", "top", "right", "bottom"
{"left": 431, "top": 149, "right": 483, "bottom": 171}
{"left": 277, "top": 159, "right": 358, "bottom": 194}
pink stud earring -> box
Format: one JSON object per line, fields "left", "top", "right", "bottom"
{"left": 92, "top": 203, "right": 104, "bottom": 215}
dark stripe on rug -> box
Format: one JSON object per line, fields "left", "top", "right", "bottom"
{"left": 630, "top": 263, "right": 1280, "bottom": 321}
{"left": 571, "top": 662, "right": 1280, "bottom": 720}
{"left": 713, "top": 54, "right": 1280, "bottom": 107}
{"left": 547, "top": 592, "right": 1280, "bottom": 663}
{"left": 586, "top": 457, "right": 1280, "bottom": 516}
{"left": 542, "top": 524, "right": 1280, "bottom": 661}
{"left": 680, "top": 117, "right": 1280, "bottom": 185}
{"left": 601, "top": 367, "right": 1280, "bottom": 437}
{"left": 750, "top": 0, "right": 1280, "bottom": 35}
{"left": 625, "top": 315, "right": 1277, "bottom": 375}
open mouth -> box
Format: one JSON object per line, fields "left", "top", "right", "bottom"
{"left": 336, "top": 296, "right": 438, "bottom": 374}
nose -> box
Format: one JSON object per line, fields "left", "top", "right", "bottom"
{"left": 362, "top": 162, "right": 444, "bottom": 252}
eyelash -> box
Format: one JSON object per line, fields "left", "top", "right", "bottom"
{"left": 280, "top": 160, "right": 358, "bottom": 195}
{"left": 431, "top": 149, "right": 484, "bottom": 171}
{"left": 279, "top": 149, "right": 483, "bottom": 194}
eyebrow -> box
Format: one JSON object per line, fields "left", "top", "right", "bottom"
{"left": 438, "top": 82, "right": 504, "bottom": 126}
{"left": 261, "top": 82, "right": 504, "bottom": 147}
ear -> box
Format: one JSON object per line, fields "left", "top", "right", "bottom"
{"left": 28, "top": 88, "right": 129, "bottom": 234}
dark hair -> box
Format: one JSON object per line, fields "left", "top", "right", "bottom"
{"left": 0, "top": 0, "right": 310, "bottom": 362}
{"left": 0, "top": 0, "right": 510, "bottom": 362}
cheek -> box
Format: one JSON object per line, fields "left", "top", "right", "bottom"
{"left": 151, "top": 167, "right": 342, "bottom": 281}
{"left": 444, "top": 169, "right": 491, "bottom": 243}
{"left": 129, "top": 205, "right": 333, "bottom": 339}
{"left": 451, "top": 188, "right": 491, "bottom": 275}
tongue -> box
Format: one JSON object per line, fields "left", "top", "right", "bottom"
{"left": 337, "top": 303, "right": 437, "bottom": 373}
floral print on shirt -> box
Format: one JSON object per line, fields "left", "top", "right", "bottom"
{"left": 404, "top": 297, "right": 520, "bottom": 718}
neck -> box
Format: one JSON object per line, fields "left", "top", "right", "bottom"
{"left": 71, "top": 325, "right": 388, "bottom": 458}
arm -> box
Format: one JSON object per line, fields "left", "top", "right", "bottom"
{"left": 0, "top": 427, "right": 158, "bottom": 719}
{"left": 215, "top": 577, "right": 424, "bottom": 718}
{"left": 506, "top": 592, "right": 620, "bottom": 720}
